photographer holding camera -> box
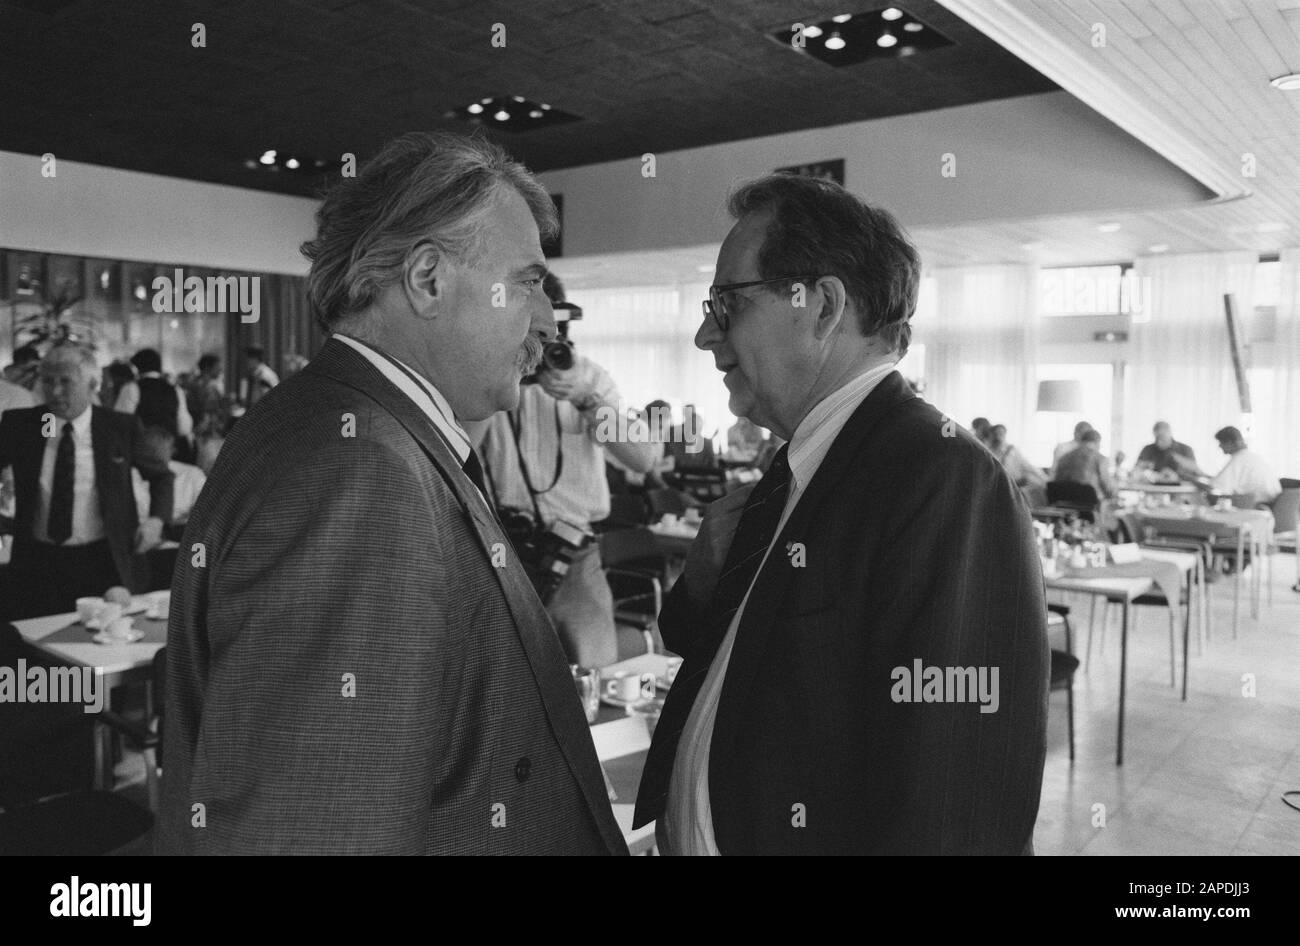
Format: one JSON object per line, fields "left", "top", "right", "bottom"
{"left": 473, "top": 274, "right": 655, "bottom": 668}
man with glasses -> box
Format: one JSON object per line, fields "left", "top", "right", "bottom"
{"left": 635, "top": 174, "right": 1048, "bottom": 855}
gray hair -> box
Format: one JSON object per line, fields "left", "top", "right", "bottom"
{"left": 301, "top": 131, "right": 558, "bottom": 330}
{"left": 42, "top": 342, "right": 99, "bottom": 379}
{"left": 726, "top": 174, "right": 920, "bottom": 356}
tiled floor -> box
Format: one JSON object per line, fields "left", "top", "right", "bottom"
{"left": 1036, "top": 555, "right": 1300, "bottom": 856}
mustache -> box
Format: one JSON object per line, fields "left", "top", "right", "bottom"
{"left": 516, "top": 334, "right": 544, "bottom": 373}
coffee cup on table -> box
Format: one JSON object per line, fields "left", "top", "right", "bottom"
{"left": 104, "top": 616, "right": 135, "bottom": 640}
{"left": 76, "top": 597, "right": 102, "bottom": 624}
{"left": 603, "top": 670, "right": 655, "bottom": 703}
{"left": 95, "top": 602, "right": 123, "bottom": 627}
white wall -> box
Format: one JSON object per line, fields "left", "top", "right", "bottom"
{"left": 0, "top": 151, "right": 318, "bottom": 274}
{"left": 538, "top": 91, "right": 1212, "bottom": 259}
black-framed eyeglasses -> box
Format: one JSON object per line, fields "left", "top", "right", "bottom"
{"left": 702, "top": 275, "right": 820, "bottom": 332}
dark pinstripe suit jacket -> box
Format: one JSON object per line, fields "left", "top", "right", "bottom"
{"left": 157, "top": 340, "right": 627, "bottom": 855}
{"left": 634, "top": 371, "right": 1049, "bottom": 854}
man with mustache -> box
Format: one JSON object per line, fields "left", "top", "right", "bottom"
{"left": 159, "top": 132, "right": 627, "bottom": 855}
{"left": 635, "top": 174, "right": 1048, "bottom": 854}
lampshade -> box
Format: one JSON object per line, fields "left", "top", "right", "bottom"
{"left": 1037, "top": 379, "right": 1082, "bottom": 413}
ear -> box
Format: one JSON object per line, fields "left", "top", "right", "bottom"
{"left": 807, "top": 276, "right": 847, "bottom": 341}
{"left": 403, "top": 242, "right": 445, "bottom": 321}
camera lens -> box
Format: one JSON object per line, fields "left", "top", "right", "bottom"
{"left": 542, "top": 341, "right": 574, "bottom": 372}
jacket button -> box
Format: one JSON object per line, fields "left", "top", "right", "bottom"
{"left": 514, "top": 757, "right": 531, "bottom": 782}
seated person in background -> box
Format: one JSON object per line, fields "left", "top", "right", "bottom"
{"left": 725, "top": 415, "right": 765, "bottom": 463}
{"left": 988, "top": 424, "right": 1047, "bottom": 507}
{"left": 665, "top": 404, "right": 717, "bottom": 470}
{"left": 1053, "top": 429, "right": 1116, "bottom": 500}
{"left": 1205, "top": 426, "right": 1280, "bottom": 506}
{"left": 133, "top": 427, "right": 207, "bottom": 526}
{"left": 1135, "top": 421, "right": 1197, "bottom": 480}
{"left": 970, "top": 416, "right": 991, "bottom": 446}
{"left": 1050, "top": 420, "right": 1093, "bottom": 478}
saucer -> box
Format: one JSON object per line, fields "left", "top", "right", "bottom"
{"left": 92, "top": 628, "right": 145, "bottom": 645}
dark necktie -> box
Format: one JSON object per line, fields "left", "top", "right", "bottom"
{"left": 48, "top": 422, "right": 75, "bottom": 544}
{"left": 461, "top": 449, "right": 488, "bottom": 498}
{"left": 638, "top": 444, "right": 791, "bottom": 820}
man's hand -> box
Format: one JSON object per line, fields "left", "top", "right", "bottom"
{"left": 135, "top": 516, "right": 164, "bottom": 553}
{"left": 537, "top": 365, "right": 597, "bottom": 406}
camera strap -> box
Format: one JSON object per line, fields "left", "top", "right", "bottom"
{"left": 507, "top": 397, "right": 564, "bottom": 524}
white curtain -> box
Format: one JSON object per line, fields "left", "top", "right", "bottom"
{"left": 1125, "top": 252, "right": 1257, "bottom": 472}
{"left": 564, "top": 283, "right": 735, "bottom": 444}
{"left": 1251, "top": 248, "right": 1300, "bottom": 479}
{"left": 916, "top": 264, "right": 1039, "bottom": 449}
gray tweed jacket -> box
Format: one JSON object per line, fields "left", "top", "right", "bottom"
{"left": 157, "top": 339, "right": 626, "bottom": 855}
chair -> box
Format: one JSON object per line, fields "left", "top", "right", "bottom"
{"left": 1267, "top": 481, "right": 1299, "bottom": 595}
{"left": 0, "top": 631, "right": 162, "bottom": 855}
{"left": 599, "top": 530, "right": 667, "bottom": 657}
{"left": 1046, "top": 481, "right": 1101, "bottom": 522}
{"left": 1047, "top": 604, "right": 1079, "bottom": 762}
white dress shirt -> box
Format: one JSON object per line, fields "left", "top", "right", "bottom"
{"left": 333, "top": 335, "right": 490, "bottom": 507}
{"left": 663, "top": 362, "right": 899, "bottom": 855}
{"left": 1212, "top": 448, "right": 1281, "bottom": 503}
{"left": 33, "top": 405, "right": 106, "bottom": 545}
{"left": 479, "top": 357, "right": 626, "bottom": 527}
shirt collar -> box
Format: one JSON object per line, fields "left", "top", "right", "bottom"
{"left": 787, "top": 362, "right": 897, "bottom": 492}
{"left": 53, "top": 404, "right": 93, "bottom": 438}
{"left": 333, "top": 334, "right": 471, "bottom": 461}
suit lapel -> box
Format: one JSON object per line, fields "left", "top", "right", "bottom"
{"left": 711, "top": 373, "right": 918, "bottom": 759}
{"left": 307, "top": 340, "right": 626, "bottom": 853}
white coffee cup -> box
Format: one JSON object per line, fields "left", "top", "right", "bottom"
{"left": 95, "top": 602, "right": 123, "bottom": 626}
{"left": 105, "top": 616, "right": 135, "bottom": 640}
{"left": 76, "top": 597, "right": 103, "bottom": 624}
{"left": 603, "top": 670, "right": 655, "bottom": 703}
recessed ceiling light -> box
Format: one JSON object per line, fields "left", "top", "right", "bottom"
{"left": 541, "top": 103, "right": 552, "bottom": 110}
{"left": 770, "top": 10, "right": 953, "bottom": 67}
{"left": 903, "top": 21, "right": 923, "bottom": 32}
{"left": 285, "top": 157, "right": 300, "bottom": 169}
{"left": 480, "top": 97, "right": 492, "bottom": 105}
{"left": 832, "top": 13, "right": 852, "bottom": 23}
{"left": 1257, "top": 221, "right": 1289, "bottom": 232}
{"left": 877, "top": 31, "right": 898, "bottom": 48}
{"left": 1148, "top": 244, "right": 1168, "bottom": 253}
{"left": 1269, "top": 73, "right": 1300, "bottom": 91}
{"left": 494, "top": 109, "right": 510, "bottom": 121}
{"left": 825, "top": 32, "right": 846, "bottom": 50}
{"left": 882, "top": 7, "right": 903, "bottom": 20}
{"left": 467, "top": 103, "right": 483, "bottom": 114}
{"left": 450, "top": 95, "right": 580, "bottom": 131}
{"left": 512, "top": 95, "right": 525, "bottom": 103}
{"left": 259, "top": 150, "right": 276, "bottom": 165}
{"left": 803, "top": 24, "right": 823, "bottom": 38}
{"left": 529, "top": 109, "right": 543, "bottom": 118}
{"left": 1098, "top": 222, "right": 1121, "bottom": 233}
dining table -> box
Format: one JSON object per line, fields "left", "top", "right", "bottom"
{"left": 1134, "top": 505, "right": 1272, "bottom": 638}
{"left": 13, "top": 603, "right": 168, "bottom": 789}
{"left": 1044, "top": 545, "right": 1200, "bottom": 765}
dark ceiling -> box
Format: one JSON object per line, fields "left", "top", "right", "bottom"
{"left": 0, "top": 0, "right": 1057, "bottom": 197}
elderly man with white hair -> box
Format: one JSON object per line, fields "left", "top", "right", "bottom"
{"left": 0, "top": 342, "right": 173, "bottom": 620}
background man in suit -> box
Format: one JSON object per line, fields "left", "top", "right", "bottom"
{"left": 159, "top": 131, "right": 626, "bottom": 855}
{"left": 0, "top": 343, "right": 173, "bottom": 621}
{"left": 635, "top": 174, "right": 1048, "bottom": 855}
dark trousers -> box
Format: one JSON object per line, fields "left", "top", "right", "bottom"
{"left": 1, "top": 539, "right": 121, "bottom": 621}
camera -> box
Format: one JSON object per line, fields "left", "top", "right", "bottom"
{"left": 525, "top": 301, "right": 582, "bottom": 382}
{"left": 500, "top": 508, "right": 592, "bottom": 604}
